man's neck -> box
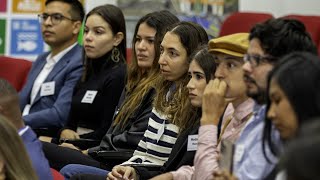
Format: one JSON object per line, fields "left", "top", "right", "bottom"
{"left": 50, "top": 39, "right": 77, "bottom": 56}
{"left": 232, "top": 96, "right": 249, "bottom": 109}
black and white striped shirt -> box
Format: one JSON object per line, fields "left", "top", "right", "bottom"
{"left": 122, "top": 108, "right": 179, "bottom": 166}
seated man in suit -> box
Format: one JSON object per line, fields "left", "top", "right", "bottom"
{"left": 19, "top": 0, "right": 85, "bottom": 136}
{"left": 0, "top": 78, "right": 53, "bottom": 180}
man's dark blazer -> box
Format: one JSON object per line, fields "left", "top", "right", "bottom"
{"left": 21, "top": 127, "right": 53, "bottom": 180}
{"left": 19, "top": 44, "right": 83, "bottom": 129}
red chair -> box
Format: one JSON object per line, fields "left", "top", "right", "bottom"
{"left": 126, "top": 48, "right": 132, "bottom": 64}
{"left": 219, "top": 12, "right": 274, "bottom": 36}
{"left": 0, "top": 56, "right": 32, "bottom": 92}
{"left": 50, "top": 168, "right": 64, "bottom": 180}
{"left": 282, "top": 14, "right": 320, "bottom": 56}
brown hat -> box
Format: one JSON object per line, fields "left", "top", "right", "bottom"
{"left": 208, "top": 33, "right": 249, "bottom": 57}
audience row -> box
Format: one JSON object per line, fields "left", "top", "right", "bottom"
{"left": 0, "top": 0, "right": 320, "bottom": 180}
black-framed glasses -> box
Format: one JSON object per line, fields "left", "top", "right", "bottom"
{"left": 243, "top": 54, "right": 277, "bottom": 67}
{"left": 38, "top": 13, "right": 76, "bottom": 25}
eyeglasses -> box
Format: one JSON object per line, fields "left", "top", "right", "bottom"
{"left": 38, "top": 13, "right": 76, "bottom": 25}
{"left": 243, "top": 54, "right": 277, "bottom": 67}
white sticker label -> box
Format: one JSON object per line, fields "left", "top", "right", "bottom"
{"left": 81, "top": 90, "right": 98, "bottom": 104}
{"left": 187, "top": 134, "right": 198, "bottom": 151}
{"left": 40, "top": 81, "right": 55, "bottom": 96}
{"left": 234, "top": 144, "right": 245, "bottom": 162}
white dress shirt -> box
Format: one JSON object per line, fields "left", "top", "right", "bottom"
{"left": 23, "top": 43, "right": 77, "bottom": 116}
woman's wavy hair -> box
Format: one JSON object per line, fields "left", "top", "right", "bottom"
{"left": 263, "top": 52, "right": 320, "bottom": 161}
{"left": 153, "top": 21, "right": 209, "bottom": 131}
{"left": 81, "top": 4, "right": 127, "bottom": 82}
{"left": 113, "top": 11, "right": 179, "bottom": 128}
{"left": 0, "top": 115, "right": 38, "bottom": 180}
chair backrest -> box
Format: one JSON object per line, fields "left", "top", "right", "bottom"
{"left": 50, "top": 168, "right": 64, "bottom": 180}
{"left": 0, "top": 56, "right": 32, "bottom": 92}
{"left": 126, "top": 48, "right": 132, "bottom": 64}
{"left": 219, "top": 12, "right": 274, "bottom": 37}
{"left": 318, "top": 43, "right": 320, "bottom": 56}
{"left": 282, "top": 14, "right": 320, "bottom": 56}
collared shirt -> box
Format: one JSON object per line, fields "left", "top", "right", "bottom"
{"left": 220, "top": 99, "right": 254, "bottom": 144}
{"left": 171, "top": 98, "right": 255, "bottom": 180}
{"left": 29, "top": 43, "right": 77, "bottom": 105}
{"left": 18, "top": 126, "right": 29, "bottom": 136}
{"left": 233, "top": 104, "right": 279, "bottom": 180}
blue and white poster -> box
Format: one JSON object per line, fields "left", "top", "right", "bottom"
{"left": 10, "top": 19, "right": 43, "bottom": 55}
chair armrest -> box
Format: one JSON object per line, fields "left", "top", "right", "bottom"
{"left": 89, "top": 150, "right": 134, "bottom": 165}
{"left": 130, "top": 164, "right": 163, "bottom": 171}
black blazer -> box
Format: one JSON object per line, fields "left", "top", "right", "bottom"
{"left": 88, "top": 88, "right": 155, "bottom": 156}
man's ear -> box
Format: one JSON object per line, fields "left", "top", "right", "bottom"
{"left": 113, "top": 32, "right": 124, "bottom": 47}
{"left": 73, "top": 21, "right": 83, "bottom": 35}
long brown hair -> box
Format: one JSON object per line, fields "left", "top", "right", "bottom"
{"left": 0, "top": 115, "right": 38, "bottom": 180}
{"left": 113, "top": 11, "right": 179, "bottom": 128}
{"left": 153, "top": 22, "right": 209, "bottom": 131}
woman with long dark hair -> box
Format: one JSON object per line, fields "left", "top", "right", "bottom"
{"left": 41, "top": 4, "right": 127, "bottom": 146}
{"left": 263, "top": 52, "right": 320, "bottom": 179}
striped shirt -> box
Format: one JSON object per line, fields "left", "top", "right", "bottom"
{"left": 122, "top": 108, "right": 179, "bottom": 166}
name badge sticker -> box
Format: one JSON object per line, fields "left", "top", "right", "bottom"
{"left": 40, "top": 81, "right": 55, "bottom": 96}
{"left": 81, "top": 90, "right": 98, "bottom": 104}
{"left": 187, "top": 134, "right": 198, "bottom": 151}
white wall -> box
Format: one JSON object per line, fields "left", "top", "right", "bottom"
{"left": 85, "top": 0, "right": 117, "bottom": 13}
{"left": 239, "top": 0, "right": 320, "bottom": 17}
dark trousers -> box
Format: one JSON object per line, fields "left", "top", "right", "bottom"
{"left": 42, "top": 142, "right": 106, "bottom": 171}
{"left": 70, "top": 174, "right": 106, "bottom": 180}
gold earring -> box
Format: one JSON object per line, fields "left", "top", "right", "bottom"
{"left": 111, "top": 47, "right": 120, "bottom": 62}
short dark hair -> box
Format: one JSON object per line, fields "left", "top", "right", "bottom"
{"left": 189, "top": 46, "right": 216, "bottom": 83}
{"left": 45, "top": 0, "right": 85, "bottom": 22}
{"left": 249, "top": 18, "right": 317, "bottom": 59}
{"left": 263, "top": 52, "right": 320, "bottom": 160}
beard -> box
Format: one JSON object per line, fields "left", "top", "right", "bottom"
{"left": 247, "top": 88, "right": 267, "bottom": 105}
{"left": 244, "top": 74, "right": 267, "bottom": 105}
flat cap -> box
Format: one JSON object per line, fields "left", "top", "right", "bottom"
{"left": 208, "top": 33, "right": 249, "bottom": 57}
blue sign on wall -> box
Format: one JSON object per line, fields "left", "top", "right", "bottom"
{"left": 10, "top": 19, "right": 43, "bottom": 55}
